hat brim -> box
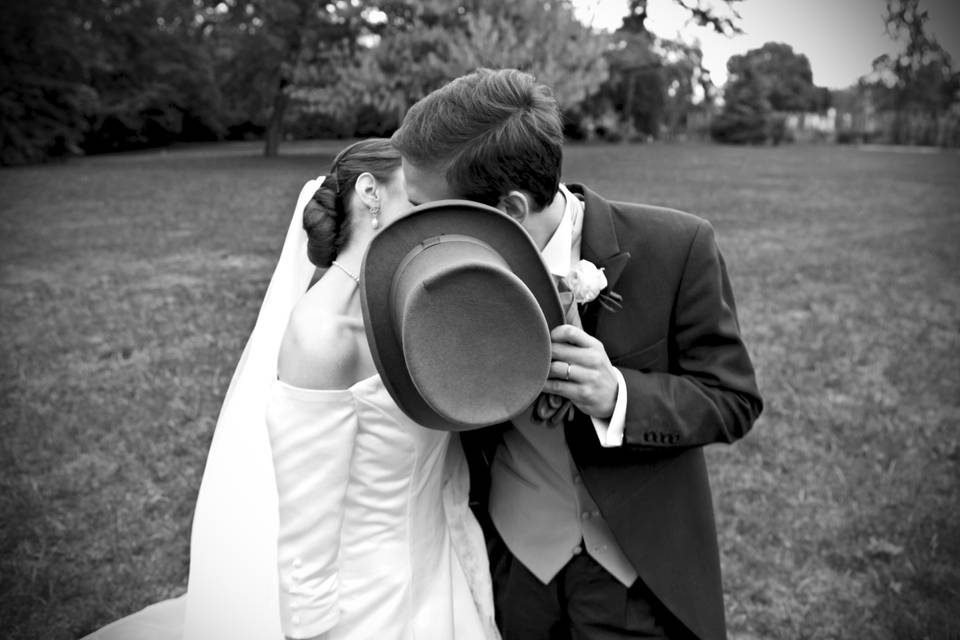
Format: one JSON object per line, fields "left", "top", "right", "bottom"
{"left": 360, "top": 200, "right": 564, "bottom": 431}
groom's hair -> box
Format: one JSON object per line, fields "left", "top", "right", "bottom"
{"left": 391, "top": 68, "right": 563, "bottom": 210}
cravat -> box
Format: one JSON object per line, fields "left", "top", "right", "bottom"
{"left": 535, "top": 276, "right": 580, "bottom": 424}
{"left": 555, "top": 276, "right": 583, "bottom": 328}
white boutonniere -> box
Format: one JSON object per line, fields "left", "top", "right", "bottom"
{"left": 563, "top": 259, "right": 623, "bottom": 311}
{"left": 563, "top": 260, "right": 623, "bottom": 311}
{"left": 565, "top": 259, "right": 607, "bottom": 303}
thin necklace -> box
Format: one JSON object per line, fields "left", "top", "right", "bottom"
{"left": 330, "top": 260, "right": 360, "bottom": 283}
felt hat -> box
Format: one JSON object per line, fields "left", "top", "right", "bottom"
{"left": 360, "top": 200, "right": 563, "bottom": 431}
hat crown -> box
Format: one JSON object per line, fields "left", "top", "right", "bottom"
{"left": 361, "top": 200, "right": 564, "bottom": 431}
{"left": 390, "top": 234, "right": 551, "bottom": 426}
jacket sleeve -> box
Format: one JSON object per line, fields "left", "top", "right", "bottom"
{"left": 619, "top": 220, "right": 762, "bottom": 448}
{"left": 266, "top": 385, "right": 360, "bottom": 639}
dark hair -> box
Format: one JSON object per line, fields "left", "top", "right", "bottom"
{"left": 391, "top": 68, "right": 563, "bottom": 210}
{"left": 303, "top": 138, "right": 401, "bottom": 267}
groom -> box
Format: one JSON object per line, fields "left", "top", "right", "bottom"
{"left": 391, "top": 68, "right": 762, "bottom": 640}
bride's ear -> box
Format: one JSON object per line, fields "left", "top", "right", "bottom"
{"left": 354, "top": 172, "right": 379, "bottom": 209}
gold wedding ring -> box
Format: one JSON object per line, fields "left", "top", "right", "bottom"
{"left": 565, "top": 362, "right": 572, "bottom": 381}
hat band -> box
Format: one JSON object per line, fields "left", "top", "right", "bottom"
{"left": 389, "top": 234, "right": 504, "bottom": 336}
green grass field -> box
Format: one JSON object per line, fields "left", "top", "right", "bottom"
{"left": 1, "top": 141, "right": 958, "bottom": 639}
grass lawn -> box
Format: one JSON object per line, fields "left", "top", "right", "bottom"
{"left": 1, "top": 140, "right": 958, "bottom": 639}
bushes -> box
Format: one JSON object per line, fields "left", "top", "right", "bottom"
{"left": 1, "top": 0, "right": 224, "bottom": 165}
{"left": 0, "top": 3, "right": 97, "bottom": 165}
{"left": 709, "top": 106, "right": 770, "bottom": 145}
{"left": 0, "top": 76, "right": 96, "bottom": 165}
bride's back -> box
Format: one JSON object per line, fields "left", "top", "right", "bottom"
{"left": 276, "top": 270, "right": 375, "bottom": 390}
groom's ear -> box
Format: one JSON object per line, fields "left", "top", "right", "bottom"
{"left": 497, "top": 191, "right": 531, "bottom": 224}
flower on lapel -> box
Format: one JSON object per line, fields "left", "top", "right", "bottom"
{"left": 564, "top": 259, "right": 607, "bottom": 304}
{"left": 562, "top": 259, "right": 624, "bottom": 312}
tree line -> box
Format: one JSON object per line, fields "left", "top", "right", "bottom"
{"left": 835, "top": 0, "right": 960, "bottom": 146}
{"left": 1, "top": 0, "right": 955, "bottom": 165}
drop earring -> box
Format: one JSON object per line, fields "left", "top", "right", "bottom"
{"left": 370, "top": 204, "right": 381, "bottom": 230}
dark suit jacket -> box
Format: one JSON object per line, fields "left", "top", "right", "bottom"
{"left": 463, "top": 184, "right": 763, "bottom": 640}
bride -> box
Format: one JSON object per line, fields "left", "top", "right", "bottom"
{"left": 85, "top": 138, "right": 498, "bottom": 640}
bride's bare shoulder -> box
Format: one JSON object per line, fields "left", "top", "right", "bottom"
{"left": 277, "top": 285, "right": 365, "bottom": 390}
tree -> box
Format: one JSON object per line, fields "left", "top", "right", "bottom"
{"left": 295, "top": 0, "right": 610, "bottom": 137}
{"left": 869, "top": 0, "right": 959, "bottom": 143}
{"left": 0, "top": 0, "right": 223, "bottom": 164}
{"left": 585, "top": 30, "right": 663, "bottom": 139}
{"left": 621, "top": 0, "right": 744, "bottom": 36}
{"left": 710, "top": 56, "right": 771, "bottom": 144}
{"left": 81, "top": 0, "right": 224, "bottom": 153}
{"left": 582, "top": 0, "right": 738, "bottom": 141}
{"left": 448, "top": 1, "right": 610, "bottom": 110}
{"left": 206, "top": 0, "right": 377, "bottom": 156}
{"left": 744, "top": 42, "right": 818, "bottom": 112}
{"left": 0, "top": 0, "right": 97, "bottom": 164}
{"left": 660, "top": 39, "right": 715, "bottom": 138}
{"left": 308, "top": 0, "right": 479, "bottom": 133}
{"left": 711, "top": 42, "right": 824, "bottom": 144}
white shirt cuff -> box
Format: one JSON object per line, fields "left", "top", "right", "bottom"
{"left": 590, "top": 367, "right": 627, "bottom": 447}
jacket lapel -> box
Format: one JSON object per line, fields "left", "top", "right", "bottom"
{"left": 568, "top": 184, "right": 632, "bottom": 334}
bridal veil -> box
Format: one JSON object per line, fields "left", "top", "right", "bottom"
{"left": 84, "top": 178, "right": 322, "bottom": 640}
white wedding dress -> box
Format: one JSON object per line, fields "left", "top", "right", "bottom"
{"left": 82, "top": 178, "right": 498, "bottom": 640}
{"left": 268, "top": 373, "right": 494, "bottom": 639}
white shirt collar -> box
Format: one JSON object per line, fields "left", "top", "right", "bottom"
{"left": 540, "top": 184, "right": 584, "bottom": 278}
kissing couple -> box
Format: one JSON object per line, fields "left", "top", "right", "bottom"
{"left": 86, "top": 68, "right": 762, "bottom": 640}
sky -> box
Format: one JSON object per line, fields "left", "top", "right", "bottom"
{"left": 572, "top": 0, "right": 960, "bottom": 89}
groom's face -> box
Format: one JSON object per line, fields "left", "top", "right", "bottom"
{"left": 401, "top": 157, "right": 538, "bottom": 239}
{"left": 401, "top": 158, "right": 459, "bottom": 207}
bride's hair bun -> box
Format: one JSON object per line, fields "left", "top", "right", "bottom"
{"left": 301, "top": 138, "right": 402, "bottom": 268}
{"left": 303, "top": 176, "right": 347, "bottom": 268}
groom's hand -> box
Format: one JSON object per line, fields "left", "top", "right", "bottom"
{"left": 543, "top": 324, "right": 618, "bottom": 419}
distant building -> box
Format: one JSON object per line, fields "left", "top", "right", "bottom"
{"left": 784, "top": 109, "right": 837, "bottom": 143}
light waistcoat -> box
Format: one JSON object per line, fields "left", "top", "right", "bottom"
{"left": 488, "top": 186, "right": 638, "bottom": 587}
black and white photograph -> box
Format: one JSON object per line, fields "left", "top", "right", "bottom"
{"left": 2, "top": 0, "right": 958, "bottom": 638}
